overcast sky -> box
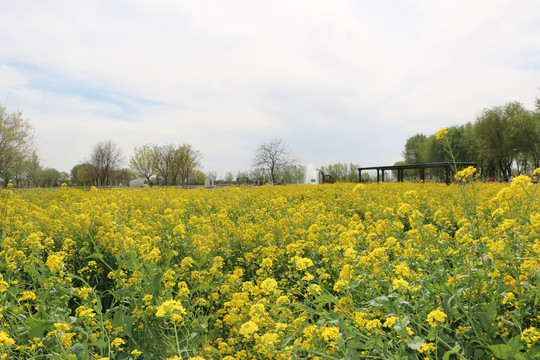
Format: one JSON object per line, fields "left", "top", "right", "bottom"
{"left": 1, "top": 0, "right": 539, "bottom": 178}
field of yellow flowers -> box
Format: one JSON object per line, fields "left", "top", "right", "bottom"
{"left": 0, "top": 175, "right": 539, "bottom": 359}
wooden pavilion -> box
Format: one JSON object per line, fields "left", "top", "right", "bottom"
{"left": 358, "top": 162, "right": 478, "bottom": 185}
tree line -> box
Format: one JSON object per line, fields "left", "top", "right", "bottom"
{"left": 0, "top": 105, "right": 204, "bottom": 187}
{"left": 0, "top": 106, "right": 73, "bottom": 187}
{"left": 400, "top": 99, "right": 540, "bottom": 180}
{"left": 129, "top": 143, "right": 202, "bottom": 186}
{"left": 2, "top": 94, "right": 538, "bottom": 187}
{"left": 70, "top": 142, "right": 203, "bottom": 187}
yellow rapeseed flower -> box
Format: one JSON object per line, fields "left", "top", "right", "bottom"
{"left": 60, "top": 332, "right": 76, "bottom": 349}
{"left": 111, "top": 338, "right": 125, "bottom": 350}
{"left": 259, "top": 278, "right": 278, "bottom": 294}
{"left": 522, "top": 327, "right": 540, "bottom": 348}
{"left": 75, "top": 306, "right": 96, "bottom": 318}
{"left": 239, "top": 320, "right": 259, "bottom": 339}
{"left": 511, "top": 174, "right": 531, "bottom": 187}
{"left": 295, "top": 257, "right": 313, "bottom": 271}
{"left": 131, "top": 349, "right": 143, "bottom": 357}
{"left": 320, "top": 327, "right": 339, "bottom": 342}
{"left": 455, "top": 166, "right": 476, "bottom": 182}
{"left": 427, "top": 307, "right": 447, "bottom": 327}
{"left": 436, "top": 128, "right": 448, "bottom": 140}
{"left": 309, "top": 284, "right": 322, "bottom": 296}
{"left": 383, "top": 316, "right": 397, "bottom": 328}
{"left": 392, "top": 278, "right": 410, "bottom": 293}
{"left": 18, "top": 290, "right": 36, "bottom": 302}
{"left": 155, "top": 300, "right": 186, "bottom": 318}
{"left": 181, "top": 257, "right": 194, "bottom": 269}
{"left": 0, "top": 331, "right": 15, "bottom": 346}
{"left": 418, "top": 342, "right": 437, "bottom": 353}
{"left": 46, "top": 253, "right": 65, "bottom": 273}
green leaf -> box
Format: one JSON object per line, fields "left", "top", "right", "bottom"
{"left": 345, "top": 347, "right": 360, "bottom": 359}
{"left": 529, "top": 345, "right": 540, "bottom": 358}
{"left": 192, "top": 324, "right": 208, "bottom": 334}
{"left": 70, "top": 343, "right": 86, "bottom": 357}
{"left": 28, "top": 324, "right": 47, "bottom": 339}
{"left": 151, "top": 271, "right": 165, "bottom": 294}
{"left": 369, "top": 296, "right": 389, "bottom": 307}
{"left": 86, "top": 253, "right": 103, "bottom": 260}
{"left": 92, "top": 340, "right": 108, "bottom": 349}
{"left": 393, "top": 316, "right": 410, "bottom": 338}
{"left": 477, "top": 311, "right": 497, "bottom": 337}
{"left": 487, "top": 342, "right": 526, "bottom": 360}
{"left": 313, "top": 293, "right": 336, "bottom": 305}
{"left": 442, "top": 345, "right": 461, "bottom": 360}
{"left": 488, "top": 344, "right": 512, "bottom": 359}
{"left": 407, "top": 336, "right": 425, "bottom": 350}
{"left": 507, "top": 335, "right": 524, "bottom": 350}
{"left": 112, "top": 308, "right": 135, "bottom": 336}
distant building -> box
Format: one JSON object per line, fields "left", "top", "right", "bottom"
{"left": 129, "top": 178, "right": 146, "bottom": 187}
{"left": 205, "top": 178, "right": 215, "bottom": 188}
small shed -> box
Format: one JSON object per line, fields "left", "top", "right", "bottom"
{"left": 129, "top": 178, "right": 146, "bottom": 187}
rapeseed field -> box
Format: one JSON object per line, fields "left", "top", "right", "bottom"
{"left": 0, "top": 174, "right": 539, "bottom": 359}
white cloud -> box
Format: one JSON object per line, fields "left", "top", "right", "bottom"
{"left": 1, "top": 0, "right": 540, "bottom": 176}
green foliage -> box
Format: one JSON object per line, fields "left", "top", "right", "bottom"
{"left": 401, "top": 98, "right": 540, "bottom": 180}
{"left": 0, "top": 105, "right": 35, "bottom": 181}
{"left": 320, "top": 163, "right": 359, "bottom": 182}
{"left": 132, "top": 143, "right": 202, "bottom": 187}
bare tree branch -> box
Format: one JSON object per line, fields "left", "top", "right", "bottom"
{"left": 251, "top": 138, "right": 298, "bottom": 184}
{"left": 89, "top": 140, "right": 123, "bottom": 186}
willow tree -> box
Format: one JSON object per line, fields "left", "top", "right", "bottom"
{"left": 474, "top": 102, "right": 526, "bottom": 179}
{"left": 130, "top": 144, "right": 156, "bottom": 185}
{"left": 0, "top": 105, "right": 35, "bottom": 182}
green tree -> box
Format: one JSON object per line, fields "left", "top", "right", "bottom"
{"left": 402, "top": 134, "right": 427, "bottom": 164}
{"left": 23, "top": 152, "right": 42, "bottom": 187}
{"left": 235, "top": 171, "right": 250, "bottom": 184}
{"left": 110, "top": 168, "right": 134, "bottom": 186}
{"left": 39, "top": 168, "right": 62, "bottom": 187}
{"left": 512, "top": 110, "right": 540, "bottom": 171}
{"left": 321, "top": 163, "right": 347, "bottom": 182}
{"left": 320, "top": 163, "right": 360, "bottom": 183}
{"left": 474, "top": 102, "right": 526, "bottom": 179}
{"left": 281, "top": 164, "right": 306, "bottom": 184}
{"left": 189, "top": 170, "right": 206, "bottom": 185}
{"left": 150, "top": 143, "right": 202, "bottom": 186}
{"left": 249, "top": 168, "right": 268, "bottom": 184}
{"left": 76, "top": 163, "right": 95, "bottom": 186}
{"left": 70, "top": 164, "right": 86, "bottom": 186}
{"left": 130, "top": 144, "right": 156, "bottom": 185}
{"left": 153, "top": 144, "right": 175, "bottom": 186}
{"left": 0, "top": 105, "right": 35, "bottom": 181}
{"left": 224, "top": 172, "right": 234, "bottom": 184}
{"left": 177, "top": 144, "right": 202, "bottom": 187}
